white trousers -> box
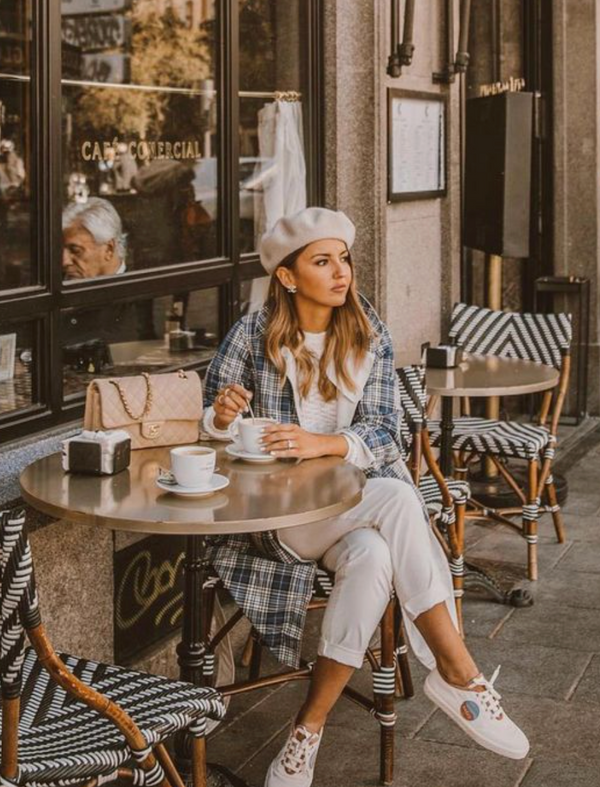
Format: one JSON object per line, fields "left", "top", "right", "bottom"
{"left": 278, "top": 477, "right": 457, "bottom": 670}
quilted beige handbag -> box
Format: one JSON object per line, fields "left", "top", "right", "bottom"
{"left": 84, "top": 370, "right": 203, "bottom": 450}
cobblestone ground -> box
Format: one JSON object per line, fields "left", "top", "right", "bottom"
{"left": 207, "top": 420, "right": 600, "bottom": 787}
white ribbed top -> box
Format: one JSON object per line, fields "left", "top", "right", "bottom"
{"left": 297, "top": 332, "right": 338, "bottom": 433}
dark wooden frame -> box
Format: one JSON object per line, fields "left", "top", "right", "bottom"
{"left": 387, "top": 88, "right": 447, "bottom": 203}
{"left": 0, "top": 0, "right": 325, "bottom": 444}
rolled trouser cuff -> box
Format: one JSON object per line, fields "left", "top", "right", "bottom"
{"left": 401, "top": 578, "right": 454, "bottom": 623}
{"left": 317, "top": 638, "right": 365, "bottom": 669}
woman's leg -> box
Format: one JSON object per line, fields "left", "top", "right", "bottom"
{"left": 294, "top": 528, "right": 394, "bottom": 731}
{"left": 296, "top": 657, "right": 354, "bottom": 733}
{"left": 413, "top": 601, "right": 478, "bottom": 686}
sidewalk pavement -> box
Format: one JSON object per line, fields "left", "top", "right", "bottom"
{"left": 208, "top": 420, "right": 600, "bottom": 787}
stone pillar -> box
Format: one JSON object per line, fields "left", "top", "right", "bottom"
{"left": 324, "top": 0, "right": 382, "bottom": 305}
{"left": 553, "top": 0, "right": 600, "bottom": 414}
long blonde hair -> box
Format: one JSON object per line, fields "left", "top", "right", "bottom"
{"left": 264, "top": 246, "right": 373, "bottom": 401}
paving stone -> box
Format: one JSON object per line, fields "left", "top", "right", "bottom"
{"left": 531, "top": 569, "right": 600, "bottom": 610}
{"left": 418, "top": 692, "right": 600, "bottom": 768}
{"left": 208, "top": 680, "right": 308, "bottom": 773}
{"left": 560, "top": 493, "right": 600, "bottom": 517}
{"left": 464, "top": 636, "right": 591, "bottom": 700}
{"left": 465, "top": 528, "right": 572, "bottom": 575}
{"left": 521, "top": 760, "right": 600, "bottom": 787}
{"left": 560, "top": 513, "right": 600, "bottom": 543}
{"left": 238, "top": 732, "right": 529, "bottom": 787}
{"left": 461, "top": 594, "right": 514, "bottom": 639}
{"left": 571, "top": 654, "right": 600, "bottom": 706}
{"left": 555, "top": 542, "right": 600, "bottom": 573}
{"left": 495, "top": 598, "right": 600, "bottom": 650}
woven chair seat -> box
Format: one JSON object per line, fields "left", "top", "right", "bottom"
{"left": 428, "top": 417, "right": 552, "bottom": 461}
{"left": 418, "top": 475, "right": 470, "bottom": 506}
{"left": 8, "top": 648, "right": 225, "bottom": 787}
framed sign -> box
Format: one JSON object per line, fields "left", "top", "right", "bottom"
{"left": 388, "top": 89, "right": 447, "bottom": 201}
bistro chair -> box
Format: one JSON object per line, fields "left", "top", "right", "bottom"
{"left": 396, "top": 364, "right": 470, "bottom": 634}
{"left": 201, "top": 557, "right": 411, "bottom": 786}
{"left": 427, "top": 303, "right": 573, "bottom": 581}
{"left": 0, "top": 507, "right": 225, "bottom": 787}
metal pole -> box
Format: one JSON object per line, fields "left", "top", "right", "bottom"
{"left": 399, "top": 0, "right": 416, "bottom": 65}
{"left": 387, "top": 0, "right": 402, "bottom": 77}
{"left": 485, "top": 254, "right": 503, "bottom": 476}
{"left": 454, "top": 0, "right": 472, "bottom": 72}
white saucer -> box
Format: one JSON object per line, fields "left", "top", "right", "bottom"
{"left": 225, "top": 444, "right": 276, "bottom": 464}
{"left": 155, "top": 473, "right": 230, "bottom": 497}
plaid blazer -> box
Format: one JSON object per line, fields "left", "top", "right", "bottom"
{"left": 204, "top": 296, "right": 416, "bottom": 667}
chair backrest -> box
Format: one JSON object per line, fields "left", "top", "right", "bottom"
{"left": 396, "top": 365, "right": 427, "bottom": 457}
{"left": 449, "top": 303, "right": 572, "bottom": 370}
{"left": 0, "top": 508, "right": 41, "bottom": 699}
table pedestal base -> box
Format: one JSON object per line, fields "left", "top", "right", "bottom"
{"left": 467, "top": 469, "right": 569, "bottom": 510}
{"left": 464, "top": 562, "right": 534, "bottom": 607}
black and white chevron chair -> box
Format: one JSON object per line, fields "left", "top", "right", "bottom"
{"left": 0, "top": 508, "right": 225, "bottom": 787}
{"left": 428, "top": 303, "right": 572, "bottom": 581}
{"left": 397, "top": 365, "right": 470, "bottom": 634}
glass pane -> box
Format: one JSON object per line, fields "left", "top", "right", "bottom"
{"left": 240, "top": 276, "right": 269, "bottom": 315}
{"left": 0, "top": 320, "right": 38, "bottom": 416}
{"left": 238, "top": 0, "right": 307, "bottom": 252}
{"left": 62, "top": 287, "right": 219, "bottom": 398}
{"left": 61, "top": 0, "right": 218, "bottom": 281}
{"left": 0, "top": 3, "right": 35, "bottom": 289}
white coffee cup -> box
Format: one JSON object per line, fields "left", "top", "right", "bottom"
{"left": 170, "top": 446, "right": 216, "bottom": 487}
{"left": 230, "top": 417, "right": 277, "bottom": 454}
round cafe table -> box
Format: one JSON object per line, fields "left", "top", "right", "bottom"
{"left": 20, "top": 443, "right": 364, "bottom": 783}
{"left": 423, "top": 353, "right": 559, "bottom": 476}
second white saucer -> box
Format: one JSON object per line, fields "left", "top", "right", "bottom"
{"left": 225, "top": 444, "right": 276, "bottom": 464}
{"left": 156, "top": 473, "right": 230, "bottom": 497}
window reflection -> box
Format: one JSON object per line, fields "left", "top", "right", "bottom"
{"left": 0, "top": 321, "right": 37, "bottom": 416}
{"left": 0, "top": 2, "right": 34, "bottom": 290}
{"left": 62, "top": 198, "right": 127, "bottom": 279}
{"left": 62, "top": 287, "right": 219, "bottom": 397}
{"left": 61, "top": 0, "right": 218, "bottom": 278}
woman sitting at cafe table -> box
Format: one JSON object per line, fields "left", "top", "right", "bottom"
{"left": 202, "top": 207, "right": 529, "bottom": 787}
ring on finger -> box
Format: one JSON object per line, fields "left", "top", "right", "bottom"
{"left": 218, "top": 394, "right": 226, "bottom": 405}
{"left": 287, "top": 439, "right": 293, "bottom": 450}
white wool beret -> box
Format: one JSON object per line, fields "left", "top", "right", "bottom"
{"left": 259, "top": 207, "right": 356, "bottom": 274}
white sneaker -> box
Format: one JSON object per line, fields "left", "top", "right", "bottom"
{"left": 424, "top": 666, "right": 530, "bottom": 760}
{"left": 264, "top": 724, "right": 323, "bottom": 787}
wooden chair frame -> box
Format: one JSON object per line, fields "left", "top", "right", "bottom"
{"left": 451, "top": 351, "right": 571, "bottom": 581}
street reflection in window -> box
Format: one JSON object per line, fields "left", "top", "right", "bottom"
{"left": 61, "top": 0, "right": 218, "bottom": 277}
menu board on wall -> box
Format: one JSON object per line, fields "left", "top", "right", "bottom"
{"left": 388, "top": 89, "right": 446, "bottom": 201}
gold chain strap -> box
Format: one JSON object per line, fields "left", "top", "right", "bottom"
{"left": 109, "top": 372, "right": 154, "bottom": 421}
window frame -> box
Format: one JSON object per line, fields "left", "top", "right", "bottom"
{"left": 0, "top": 0, "right": 324, "bottom": 444}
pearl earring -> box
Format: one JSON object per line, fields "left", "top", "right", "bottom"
{"left": 286, "top": 284, "right": 297, "bottom": 294}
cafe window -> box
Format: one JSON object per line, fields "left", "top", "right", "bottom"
{"left": 0, "top": 0, "right": 322, "bottom": 442}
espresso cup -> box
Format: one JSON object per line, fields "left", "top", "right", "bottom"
{"left": 170, "top": 446, "right": 216, "bottom": 487}
{"left": 230, "top": 417, "right": 276, "bottom": 454}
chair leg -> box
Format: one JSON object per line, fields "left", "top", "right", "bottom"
{"left": 376, "top": 600, "right": 397, "bottom": 786}
{"left": 394, "top": 601, "right": 414, "bottom": 699}
{"left": 449, "top": 501, "right": 466, "bottom": 637}
{"left": 191, "top": 737, "right": 207, "bottom": 787}
{"left": 546, "top": 475, "right": 566, "bottom": 543}
{"left": 524, "top": 460, "right": 539, "bottom": 581}
{"left": 155, "top": 744, "right": 187, "bottom": 787}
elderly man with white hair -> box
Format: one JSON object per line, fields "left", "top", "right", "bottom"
{"left": 62, "top": 197, "right": 127, "bottom": 280}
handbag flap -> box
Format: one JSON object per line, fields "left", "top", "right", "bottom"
{"left": 92, "top": 371, "right": 203, "bottom": 430}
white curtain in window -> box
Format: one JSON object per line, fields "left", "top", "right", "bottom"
{"left": 246, "top": 100, "right": 307, "bottom": 313}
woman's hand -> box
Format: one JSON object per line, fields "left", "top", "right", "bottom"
{"left": 261, "top": 423, "right": 348, "bottom": 460}
{"left": 213, "top": 384, "right": 253, "bottom": 430}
